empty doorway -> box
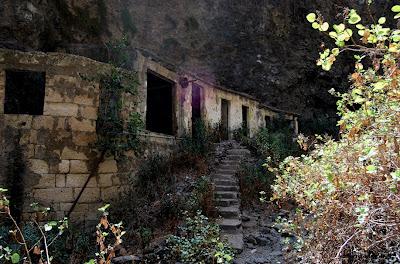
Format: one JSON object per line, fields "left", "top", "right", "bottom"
{"left": 192, "top": 83, "right": 202, "bottom": 137}
{"left": 146, "top": 71, "right": 175, "bottom": 135}
{"left": 221, "top": 99, "right": 230, "bottom": 140}
{"left": 242, "top": 105, "right": 249, "bottom": 136}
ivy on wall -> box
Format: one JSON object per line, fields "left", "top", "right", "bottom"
{"left": 97, "top": 37, "right": 144, "bottom": 158}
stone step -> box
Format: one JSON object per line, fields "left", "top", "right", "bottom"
{"left": 214, "top": 179, "right": 237, "bottom": 186}
{"left": 227, "top": 149, "right": 250, "bottom": 155}
{"left": 219, "top": 218, "right": 242, "bottom": 231}
{"left": 213, "top": 175, "right": 238, "bottom": 184}
{"left": 215, "top": 185, "right": 239, "bottom": 192}
{"left": 217, "top": 169, "right": 237, "bottom": 174}
{"left": 215, "top": 198, "right": 239, "bottom": 207}
{"left": 218, "top": 206, "right": 240, "bottom": 218}
{"left": 225, "top": 154, "right": 243, "bottom": 160}
{"left": 215, "top": 178, "right": 237, "bottom": 184}
{"left": 222, "top": 233, "right": 244, "bottom": 252}
{"left": 219, "top": 164, "right": 239, "bottom": 170}
{"left": 220, "top": 160, "right": 237, "bottom": 165}
{"left": 215, "top": 191, "right": 238, "bottom": 199}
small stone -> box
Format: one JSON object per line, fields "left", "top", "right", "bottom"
{"left": 245, "top": 235, "right": 257, "bottom": 245}
{"left": 242, "top": 215, "right": 251, "bottom": 222}
{"left": 255, "top": 235, "right": 270, "bottom": 246}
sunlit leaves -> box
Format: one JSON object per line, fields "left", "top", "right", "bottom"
{"left": 317, "top": 48, "right": 337, "bottom": 71}
{"left": 348, "top": 9, "right": 361, "bottom": 24}
{"left": 392, "top": 5, "right": 400, "bottom": 19}
{"left": 306, "top": 13, "right": 316, "bottom": 23}
{"left": 275, "top": 5, "right": 400, "bottom": 262}
{"left": 306, "top": 13, "right": 329, "bottom": 32}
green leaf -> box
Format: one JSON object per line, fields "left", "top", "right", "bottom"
{"left": 366, "top": 165, "right": 377, "bottom": 173}
{"left": 356, "top": 24, "right": 365, "bottom": 29}
{"left": 392, "top": 5, "right": 400, "bottom": 12}
{"left": 349, "top": 10, "right": 361, "bottom": 24}
{"left": 345, "top": 29, "right": 353, "bottom": 38}
{"left": 320, "top": 22, "right": 329, "bottom": 32}
{"left": 395, "top": 13, "right": 400, "bottom": 19}
{"left": 306, "top": 13, "right": 316, "bottom": 23}
{"left": 332, "top": 48, "right": 339, "bottom": 56}
{"left": 378, "top": 17, "right": 386, "bottom": 24}
{"left": 98, "top": 204, "right": 110, "bottom": 212}
{"left": 333, "top": 24, "right": 345, "bottom": 32}
{"left": 11, "top": 253, "right": 20, "bottom": 264}
{"left": 312, "top": 22, "right": 319, "bottom": 29}
{"left": 373, "top": 81, "right": 387, "bottom": 91}
{"left": 329, "top": 31, "right": 338, "bottom": 38}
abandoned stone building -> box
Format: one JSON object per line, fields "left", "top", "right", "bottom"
{"left": 0, "top": 48, "right": 298, "bottom": 222}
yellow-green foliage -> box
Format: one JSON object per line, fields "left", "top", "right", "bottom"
{"left": 272, "top": 3, "right": 400, "bottom": 263}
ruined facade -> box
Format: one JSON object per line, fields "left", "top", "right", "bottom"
{"left": 0, "top": 48, "right": 298, "bottom": 222}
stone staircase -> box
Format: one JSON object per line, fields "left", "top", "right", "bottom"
{"left": 213, "top": 141, "right": 250, "bottom": 252}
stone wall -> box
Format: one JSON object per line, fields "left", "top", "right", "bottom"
{"left": 0, "top": 49, "right": 137, "bottom": 222}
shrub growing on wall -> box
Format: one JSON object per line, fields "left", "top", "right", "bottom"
{"left": 272, "top": 3, "right": 400, "bottom": 263}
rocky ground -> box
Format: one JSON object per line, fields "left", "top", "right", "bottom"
{"left": 235, "top": 206, "right": 287, "bottom": 264}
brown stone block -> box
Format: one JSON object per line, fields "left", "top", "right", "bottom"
{"left": 56, "top": 174, "right": 66, "bottom": 187}
{"left": 32, "top": 116, "right": 55, "bottom": 130}
{"left": 79, "top": 105, "right": 98, "bottom": 120}
{"left": 34, "top": 145, "right": 47, "bottom": 159}
{"left": 30, "top": 130, "right": 38, "bottom": 144}
{"left": 101, "top": 186, "right": 120, "bottom": 201}
{"left": 59, "top": 202, "right": 73, "bottom": 211}
{"left": 74, "top": 95, "right": 94, "bottom": 106}
{"left": 74, "top": 203, "right": 89, "bottom": 212}
{"left": 29, "top": 159, "right": 49, "bottom": 174}
{"left": 66, "top": 174, "right": 96, "bottom": 187}
{"left": 70, "top": 160, "right": 88, "bottom": 174}
{"left": 98, "top": 174, "right": 113, "bottom": 187}
{"left": 25, "top": 144, "right": 35, "bottom": 158}
{"left": 69, "top": 117, "right": 96, "bottom": 132}
{"left": 72, "top": 132, "right": 97, "bottom": 146}
{"left": 61, "top": 147, "right": 88, "bottom": 160}
{"left": 58, "top": 160, "right": 70, "bottom": 173}
{"left": 33, "top": 188, "right": 74, "bottom": 203}
{"left": 4, "top": 115, "right": 33, "bottom": 129}
{"left": 34, "top": 174, "right": 55, "bottom": 188}
{"left": 45, "top": 87, "right": 64, "bottom": 103}
{"left": 74, "top": 187, "right": 101, "bottom": 203}
{"left": 44, "top": 103, "right": 79, "bottom": 117}
{"left": 98, "top": 159, "right": 118, "bottom": 173}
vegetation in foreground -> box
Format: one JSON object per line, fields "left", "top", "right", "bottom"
{"left": 271, "top": 3, "right": 400, "bottom": 263}
{"left": 235, "top": 120, "right": 300, "bottom": 207}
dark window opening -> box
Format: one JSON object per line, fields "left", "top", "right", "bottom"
{"left": 192, "top": 83, "right": 202, "bottom": 137}
{"left": 221, "top": 99, "right": 230, "bottom": 140}
{"left": 242, "top": 105, "right": 249, "bottom": 136}
{"left": 265, "top": 115, "right": 272, "bottom": 128}
{"left": 146, "top": 71, "right": 175, "bottom": 135}
{"left": 4, "top": 69, "right": 46, "bottom": 115}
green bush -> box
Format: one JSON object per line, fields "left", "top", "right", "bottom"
{"left": 272, "top": 5, "right": 400, "bottom": 263}
{"left": 238, "top": 160, "right": 274, "bottom": 207}
{"left": 180, "top": 120, "right": 214, "bottom": 157}
{"left": 236, "top": 118, "right": 300, "bottom": 164}
{"left": 166, "top": 211, "right": 234, "bottom": 264}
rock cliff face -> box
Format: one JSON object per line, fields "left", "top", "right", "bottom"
{"left": 0, "top": 0, "right": 396, "bottom": 120}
